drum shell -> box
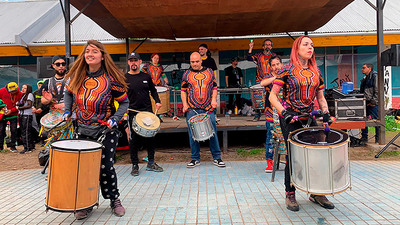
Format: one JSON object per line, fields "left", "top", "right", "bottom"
{"left": 249, "top": 84, "right": 265, "bottom": 109}
{"left": 289, "top": 127, "right": 350, "bottom": 195}
{"left": 132, "top": 112, "right": 160, "bottom": 137}
{"left": 188, "top": 114, "right": 214, "bottom": 142}
{"left": 46, "top": 140, "right": 102, "bottom": 212}
{"left": 151, "top": 86, "right": 170, "bottom": 114}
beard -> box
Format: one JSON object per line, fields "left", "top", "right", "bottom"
{"left": 55, "top": 69, "right": 66, "bottom": 76}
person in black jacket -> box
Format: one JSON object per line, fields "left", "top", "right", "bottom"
{"left": 125, "top": 52, "right": 164, "bottom": 176}
{"left": 360, "top": 63, "right": 379, "bottom": 143}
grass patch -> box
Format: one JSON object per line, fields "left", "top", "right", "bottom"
{"left": 236, "top": 148, "right": 264, "bottom": 157}
{"left": 380, "top": 151, "right": 400, "bottom": 157}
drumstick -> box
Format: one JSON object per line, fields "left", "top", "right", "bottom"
{"left": 91, "top": 117, "right": 109, "bottom": 126}
{"left": 127, "top": 108, "right": 141, "bottom": 113}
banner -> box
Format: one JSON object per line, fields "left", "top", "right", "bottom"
{"left": 384, "top": 66, "right": 392, "bottom": 110}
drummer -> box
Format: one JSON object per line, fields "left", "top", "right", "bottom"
{"left": 247, "top": 39, "right": 276, "bottom": 121}
{"left": 41, "top": 55, "right": 67, "bottom": 111}
{"left": 142, "top": 53, "right": 169, "bottom": 86}
{"left": 269, "top": 35, "right": 333, "bottom": 212}
{"left": 260, "top": 55, "right": 282, "bottom": 173}
{"left": 125, "top": 51, "right": 164, "bottom": 176}
{"left": 63, "top": 40, "right": 129, "bottom": 219}
{"left": 182, "top": 52, "right": 225, "bottom": 168}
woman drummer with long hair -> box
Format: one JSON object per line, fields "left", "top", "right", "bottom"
{"left": 142, "top": 53, "right": 169, "bottom": 86}
{"left": 269, "top": 35, "right": 333, "bottom": 212}
{"left": 63, "top": 40, "right": 129, "bottom": 219}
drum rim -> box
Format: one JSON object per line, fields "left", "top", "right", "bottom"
{"left": 45, "top": 202, "right": 98, "bottom": 213}
{"left": 288, "top": 127, "right": 349, "bottom": 148}
{"left": 291, "top": 183, "right": 351, "bottom": 196}
{"left": 188, "top": 113, "right": 210, "bottom": 123}
{"left": 50, "top": 139, "right": 103, "bottom": 151}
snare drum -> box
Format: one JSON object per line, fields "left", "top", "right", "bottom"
{"left": 41, "top": 109, "right": 71, "bottom": 132}
{"left": 46, "top": 140, "right": 103, "bottom": 212}
{"left": 288, "top": 127, "right": 350, "bottom": 195}
{"left": 249, "top": 84, "right": 265, "bottom": 109}
{"left": 188, "top": 113, "right": 214, "bottom": 142}
{"left": 151, "top": 86, "right": 170, "bottom": 114}
{"left": 132, "top": 112, "right": 160, "bottom": 137}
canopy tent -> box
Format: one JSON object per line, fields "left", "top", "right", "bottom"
{"left": 70, "top": 0, "right": 354, "bottom": 39}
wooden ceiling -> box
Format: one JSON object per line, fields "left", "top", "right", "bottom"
{"left": 70, "top": 0, "right": 354, "bottom": 39}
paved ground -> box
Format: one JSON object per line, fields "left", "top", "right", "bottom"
{"left": 1, "top": 161, "right": 400, "bottom": 225}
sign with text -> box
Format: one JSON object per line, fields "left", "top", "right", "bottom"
{"left": 384, "top": 66, "right": 392, "bottom": 110}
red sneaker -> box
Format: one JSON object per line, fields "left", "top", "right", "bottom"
{"left": 265, "top": 159, "right": 273, "bottom": 173}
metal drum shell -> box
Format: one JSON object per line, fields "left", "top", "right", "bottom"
{"left": 288, "top": 127, "right": 351, "bottom": 195}
{"left": 132, "top": 112, "right": 160, "bottom": 137}
{"left": 46, "top": 140, "right": 103, "bottom": 212}
{"left": 188, "top": 113, "right": 214, "bottom": 142}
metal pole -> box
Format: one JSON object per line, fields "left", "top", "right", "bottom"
{"left": 65, "top": 0, "right": 71, "bottom": 61}
{"left": 126, "top": 38, "right": 130, "bottom": 72}
{"left": 377, "top": 0, "right": 385, "bottom": 144}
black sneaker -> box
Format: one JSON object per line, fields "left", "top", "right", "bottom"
{"left": 213, "top": 159, "right": 226, "bottom": 167}
{"left": 187, "top": 160, "right": 200, "bottom": 168}
{"left": 309, "top": 194, "right": 335, "bottom": 209}
{"left": 131, "top": 164, "right": 139, "bottom": 176}
{"left": 146, "top": 163, "right": 163, "bottom": 172}
{"left": 9, "top": 147, "right": 17, "bottom": 153}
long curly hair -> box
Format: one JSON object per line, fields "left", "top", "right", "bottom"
{"left": 66, "top": 40, "right": 127, "bottom": 94}
{"left": 290, "top": 35, "right": 318, "bottom": 74}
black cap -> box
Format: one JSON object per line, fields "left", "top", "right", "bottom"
{"left": 52, "top": 55, "right": 66, "bottom": 64}
{"left": 199, "top": 43, "right": 208, "bottom": 49}
{"left": 128, "top": 52, "right": 141, "bottom": 60}
{"left": 231, "top": 56, "right": 239, "bottom": 62}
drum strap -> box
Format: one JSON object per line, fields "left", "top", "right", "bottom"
{"left": 50, "top": 77, "right": 66, "bottom": 103}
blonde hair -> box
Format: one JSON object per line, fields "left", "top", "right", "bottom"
{"left": 66, "top": 40, "right": 127, "bottom": 94}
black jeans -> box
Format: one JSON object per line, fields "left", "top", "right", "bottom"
{"left": 0, "top": 118, "right": 18, "bottom": 149}
{"left": 127, "top": 112, "right": 155, "bottom": 165}
{"left": 20, "top": 115, "right": 34, "bottom": 151}
{"left": 279, "top": 116, "right": 317, "bottom": 192}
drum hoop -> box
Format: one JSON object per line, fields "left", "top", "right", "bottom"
{"left": 50, "top": 139, "right": 103, "bottom": 152}
{"left": 291, "top": 183, "right": 351, "bottom": 196}
{"left": 45, "top": 203, "right": 99, "bottom": 213}
{"left": 188, "top": 113, "right": 209, "bottom": 123}
{"left": 288, "top": 127, "right": 349, "bottom": 148}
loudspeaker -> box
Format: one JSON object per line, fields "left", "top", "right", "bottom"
{"left": 382, "top": 45, "right": 400, "bottom": 66}
{"left": 37, "top": 57, "right": 54, "bottom": 78}
{"left": 37, "top": 57, "right": 75, "bottom": 78}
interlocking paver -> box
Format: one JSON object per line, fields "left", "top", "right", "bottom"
{"left": 1, "top": 161, "right": 400, "bottom": 224}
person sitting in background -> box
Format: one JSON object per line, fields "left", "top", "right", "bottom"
{"left": 0, "top": 82, "right": 23, "bottom": 152}
{"left": 17, "top": 84, "right": 35, "bottom": 154}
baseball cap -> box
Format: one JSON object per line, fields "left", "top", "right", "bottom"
{"left": 128, "top": 52, "right": 141, "bottom": 60}
{"left": 7, "top": 82, "right": 18, "bottom": 92}
{"left": 37, "top": 80, "right": 44, "bottom": 86}
{"left": 231, "top": 57, "right": 239, "bottom": 62}
{"left": 52, "top": 55, "right": 66, "bottom": 64}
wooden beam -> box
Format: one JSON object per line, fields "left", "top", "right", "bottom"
{"left": 1, "top": 34, "right": 400, "bottom": 57}
{"left": 0, "top": 46, "right": 30, "bottom": 57}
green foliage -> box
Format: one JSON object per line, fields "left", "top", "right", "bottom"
{"left": 385, "top": 115, "right": 400, "bottom": 132}
{"left": 236, "top": 148, "right": 264, "bottom": 157}
{"left": 380, "top": 151, "right": 400, "bottom": 157}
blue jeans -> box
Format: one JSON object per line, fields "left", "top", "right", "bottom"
{"left": 186, "top": 109, "right": 221, "bottom": 162}
{"left": 265, "top": 121, "right": 273, "bottom": 160}
{"left": 361, "top": 105, "right": 380, "bottom": 142}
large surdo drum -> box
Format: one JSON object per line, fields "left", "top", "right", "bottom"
{"left": 46, "top": 140, "right": 103, "bottom": 212}
{"left": 288, "top": 127, "right": 350, "bottom": 195}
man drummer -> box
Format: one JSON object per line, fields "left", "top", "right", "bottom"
{"left": 41, "top": 55, "right": 67, "bottom": 111}
{"left": 182, "top": 52, "right": 225, "bottom": 168}
{"left": 247, "top": 39, "right": 276, "bottom": 121}
{"left": 125, "top": 51, "right": 164, "bottom": 176}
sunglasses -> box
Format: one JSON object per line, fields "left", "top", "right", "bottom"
{"left": 54, "top": 62, "right": 66, "bottom": 67}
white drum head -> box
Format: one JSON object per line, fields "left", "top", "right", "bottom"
{"left": 51, "top": 140, "right": 103, "bottom": 151}
{"left": 155, "top": 86, "right": 168, "bottom": 93}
